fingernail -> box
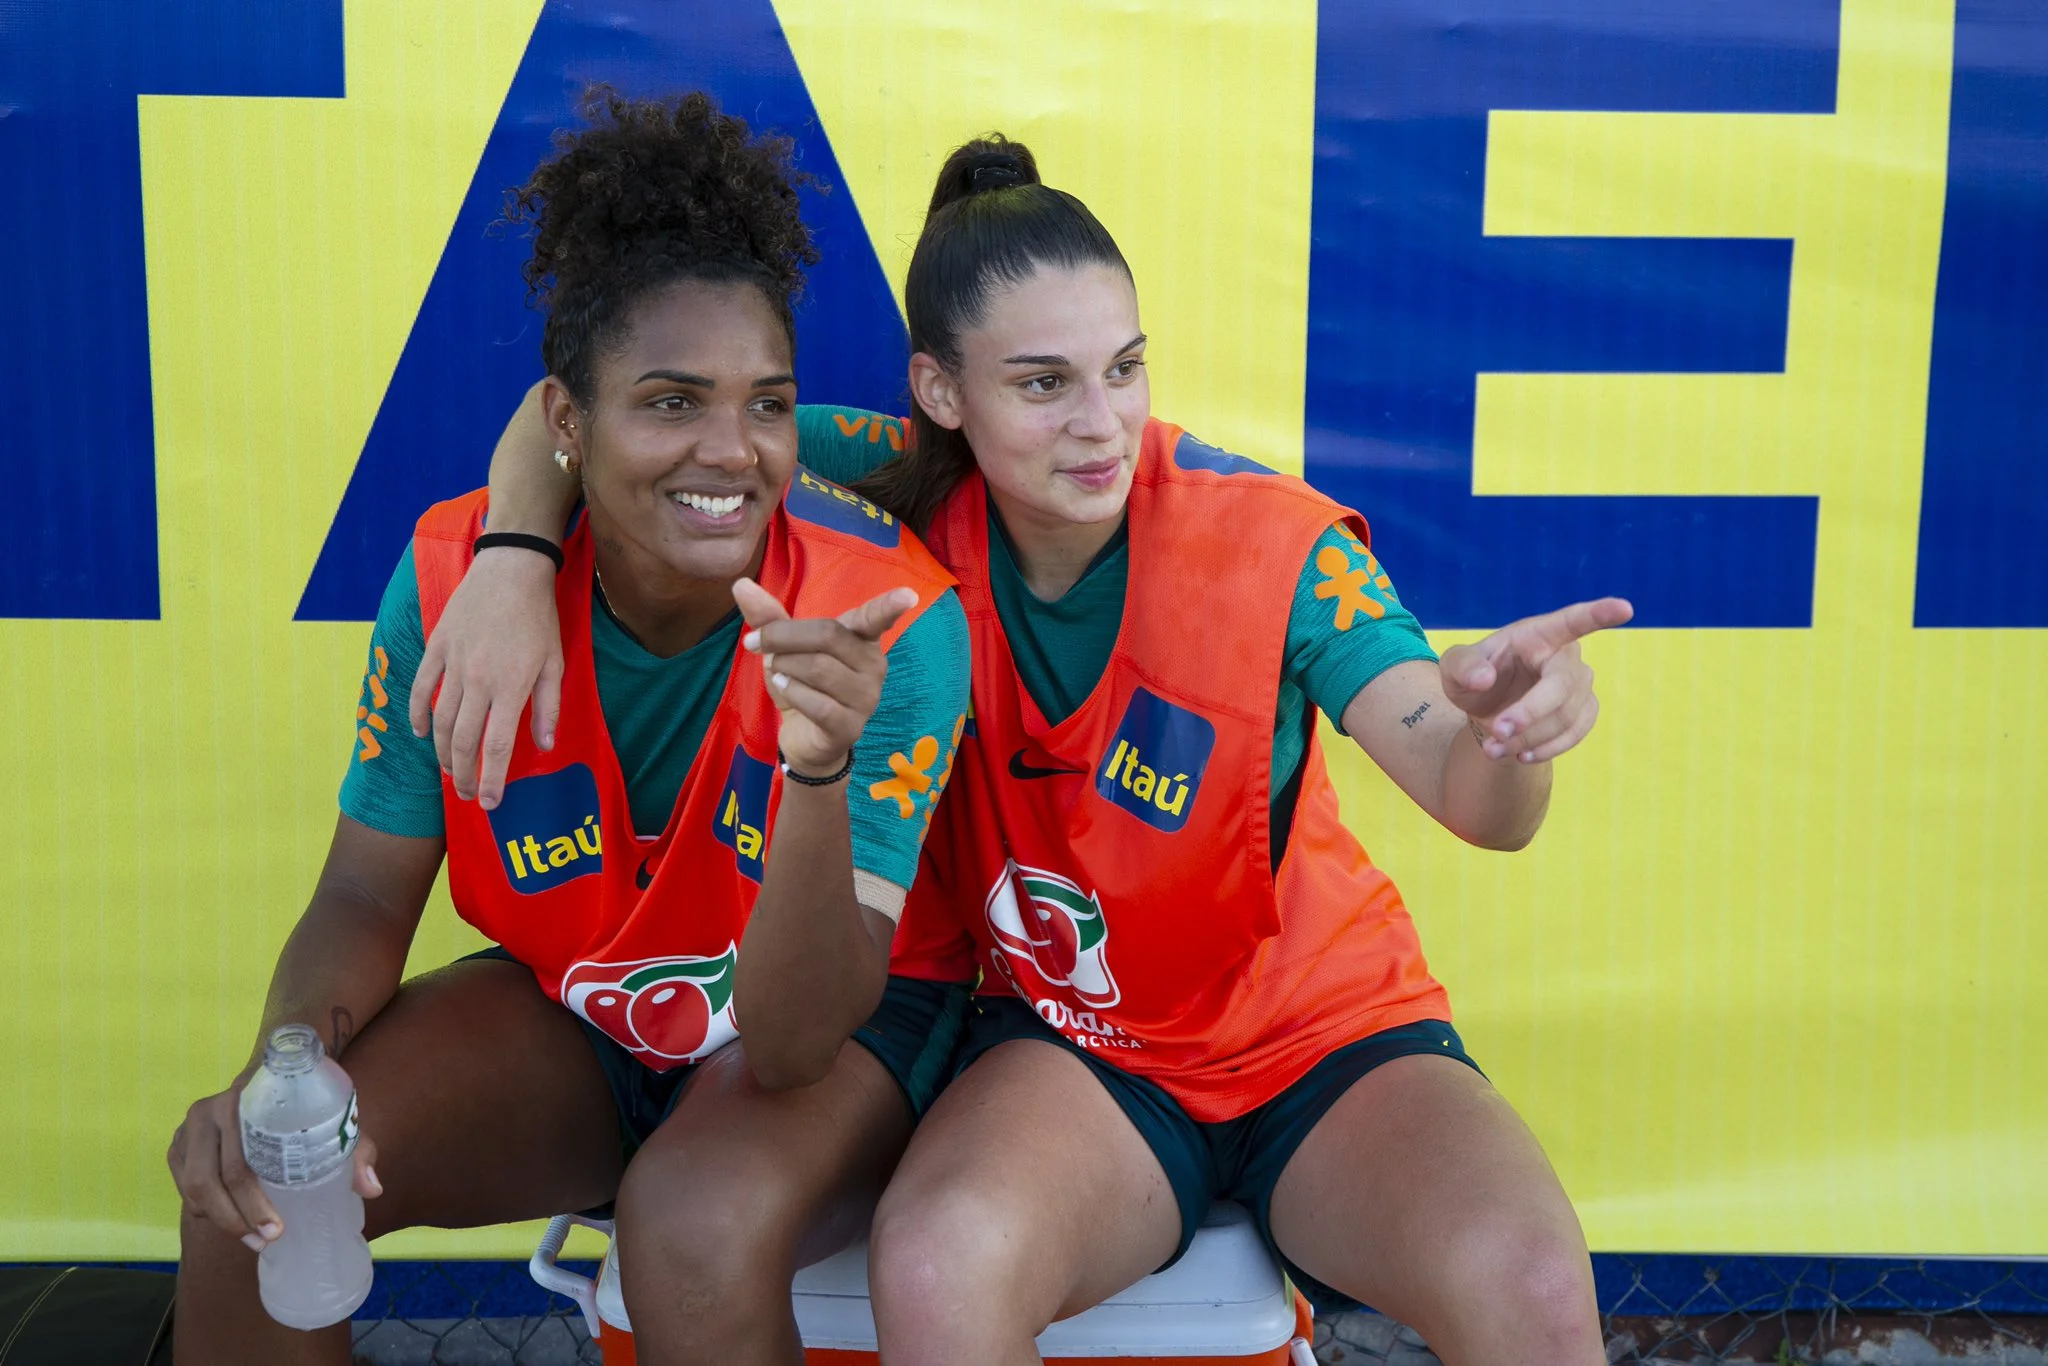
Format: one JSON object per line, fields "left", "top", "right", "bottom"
{"left": 1485, "top": 741, "right": 1506, "bottom": 760}
{"left": 1519, "top": 751, "right": 1536, "bottom": 764}
{"left": 771, "top": 672, "right": 789, "bottom": 691}
{"left": 541, "top": 732, "right": 555, "bottom": 750}
{"left": 259, "top": 1221, "right": 282, "bottom": 1241}
{"left": 1494, "top": 719, "right": 1515, "bottom": 739}
{"left": 365, "top": 1166, "right": 383, "bottom": 1196}
{"left": 242, "top": 1233, "right": 267, "bottom": 1253}
{"left": 743, "top": 630, "right": 761, "bottom": 651}
{"left": 480, "top": 797, "right": 497, "bottom": 811}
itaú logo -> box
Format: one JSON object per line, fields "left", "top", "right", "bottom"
{"left": 488, "top": 764, "right": 604, "bottom": 894}
{"left": 714, "top": 746, "right": 774, "bottom": 882}
{"left": 1095, "top": 687, "right": 1216, "bottom": 834}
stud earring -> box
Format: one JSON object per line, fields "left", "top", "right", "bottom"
{"left": 554, "top": 450, "right": 579, "bottom": 474}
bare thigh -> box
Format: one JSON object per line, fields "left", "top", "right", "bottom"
{"left": 345, "top": 956, "right": 623, "bottom": 1235}
{"left": 175, "top": 957, "right": 622, "bottom": 1365}
{"left": 1266, "top": 1053, "right": 1602, "bottom": 1366}
{"left": 867, "top": 1040, "right": 1183, "bottom": 1366}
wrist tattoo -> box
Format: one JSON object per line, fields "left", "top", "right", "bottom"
{"left": 1399, "top": 701, "right": 1431, "bottom": 729}
{"left": 1470, "top": 716, "right": 1494, "bottom": 746}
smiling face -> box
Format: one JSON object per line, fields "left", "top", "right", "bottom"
{"left": 546, "top": 277, "right": 798, "bottom": 591}
{"left": 913, "top": 263, "right": 1149, "bottom": 537}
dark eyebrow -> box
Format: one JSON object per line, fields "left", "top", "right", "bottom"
{"left": 999, "top": 334, "right": 1147, "bottom": 367}
{"left": 634, "top": 369, "right": 797, "bottom": 388}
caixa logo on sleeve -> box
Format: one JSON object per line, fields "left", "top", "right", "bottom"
{"left": 715, "top": 745, "right": 775, "bottom": 881}
{"left": 784, "top": 468, "right": 902, "bottom": 548}
{"left": 1095, "top": 687, "right": 1216, "bottom": 834}
{"left": 489, "top": 764, "right": 603, "bottom": 894}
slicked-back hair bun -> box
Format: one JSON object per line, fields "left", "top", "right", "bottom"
{"left": 927, "top": 137, "right": 1042, "bottom": 214}
{"left": 506, "top": 86, "right": 821, "bottom": 406}
{"left": 853, "top": 133, "right": 1131, "bottom": 533}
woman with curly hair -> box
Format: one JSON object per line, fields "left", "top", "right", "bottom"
{"left": 165, "top": 90, "right": 970, "bottom": 1365}
{"left": 439, "top": 134, "right": 1632, "bottom": 1366}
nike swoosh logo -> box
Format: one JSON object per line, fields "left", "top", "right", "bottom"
{"left": 1009, "top": 749, "right": 1086, "bottom": 781}
{"left": 635, "top": 856, "right": 658, "bottom": 890}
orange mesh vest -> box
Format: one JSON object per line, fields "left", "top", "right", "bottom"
{"left": 893, "top": 419, "right": 1449, "bottom": 1120}
{"left": 414, "top": 472, "right": 955, "bottom": 1072}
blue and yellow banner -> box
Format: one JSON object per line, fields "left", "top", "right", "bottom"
{"left": 2, "top": 0, "right": 2042, "bottom": 1260}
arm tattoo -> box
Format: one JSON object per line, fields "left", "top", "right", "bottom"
{"left": 330, "top": 1006, "right": 355, "bottom": 1058}
{"left": 1399, "top": 700, "right": 1432, "bottom": 729}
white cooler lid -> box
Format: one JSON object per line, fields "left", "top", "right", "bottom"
{"left": 789, "top": 1201, "right": 1298, "bottom": 1357}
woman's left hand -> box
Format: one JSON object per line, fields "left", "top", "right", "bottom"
{"left": 733, "top": 578, "right": 919, "bottom": 778}
{"left": 1440, "top": 597, "right": 1633, "bottom": 764}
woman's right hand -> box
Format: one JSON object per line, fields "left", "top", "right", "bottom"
{"left": 167, "top": 1076, "right": 382, "bottom": 1251}
{"left": 410, "top": 545, "right": 565, "bottom": 810}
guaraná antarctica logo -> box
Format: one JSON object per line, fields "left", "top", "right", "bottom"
{"left": 985, "top": 860, "right": 1119, "bottom": 1009}
{"left": 560, "top": 945, "right": 740, "bottom": 1066}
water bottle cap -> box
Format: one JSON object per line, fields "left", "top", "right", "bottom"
{"left": 263, "top": 1024, "right": 326, "bottom": 1077}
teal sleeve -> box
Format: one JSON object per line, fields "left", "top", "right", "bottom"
{"left": 846, "top": 590, "right": 971, "bottom": 890}
{"left": 337, "top": 545, "right": 448, "bottom": 839}
{"left": 796, "top": 404, "right": 911, "bottom": 485}
{"left": 1284, "top": 523, "right": 1439, "bottom": 733}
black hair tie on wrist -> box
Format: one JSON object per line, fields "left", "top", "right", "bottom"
{"left": 473, "top": 531, "right": 565, "bottom": 573}
{"left": 780, "top": 747, "right": 854, "bottom": 786}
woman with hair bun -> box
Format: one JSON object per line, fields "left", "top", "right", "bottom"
{"left": 446, "top": 133, "right": 1628, "bottom": 1365}
{"left": 165, "top": 90, "right": 970, "bottom": 1365}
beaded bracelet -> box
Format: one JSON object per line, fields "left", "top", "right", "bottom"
{"left": 779, "top": 747, "right": 853, "bottom": 786}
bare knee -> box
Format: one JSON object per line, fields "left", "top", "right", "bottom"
{"left": 870, "top": 1182, "right": 1044, "bottom": 1336}
{"left": 613, "top": 1140, "right": 809, "bottom": 1319}
{"left": 1444, "top": 1221, "right": 1599, "bottom": 1359}
{"left": 1509, "top": 1233, "right": 1600, "bottom": 1353}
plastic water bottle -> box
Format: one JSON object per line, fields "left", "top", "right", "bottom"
{"left": 239, "top": 1023, "right": 374, "bottom": 1330}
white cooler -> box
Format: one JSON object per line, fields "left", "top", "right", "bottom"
{"left": 532, "top": 1201, "right": 1316, "bottom": 1364}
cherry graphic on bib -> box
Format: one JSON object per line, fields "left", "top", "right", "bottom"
{"left": 579, "top": 986, "right": 635, "bottom": 1045}
{"left": 628, "top": 979, "right": 711, "bottom": 1059}
{"left": 986, "top": 863, "right": 1121, "bottom": 1010}
{"left": 560, "top": 946, "right": 741, "bottom": 1067}
{"left": 1031, "top": 897, "right": 1082, "bottom": 981}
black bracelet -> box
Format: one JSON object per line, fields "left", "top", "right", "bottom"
{"left": 473, "top": 531, "right": 564, "bottom": 573}
{"left": 779, "top": 747, "right": 854, "bottom": 786}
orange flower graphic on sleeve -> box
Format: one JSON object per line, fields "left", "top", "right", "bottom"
{"left": 355, "top": 646, "right": 391, "bottom": 762}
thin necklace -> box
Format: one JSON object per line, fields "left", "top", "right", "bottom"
{"left": 591, "top": 566, "right": 649, "bottom": 650}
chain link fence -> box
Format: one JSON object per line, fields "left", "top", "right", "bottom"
{"left": 341, "top": 1255, "right": 2048, "bottom": 1365}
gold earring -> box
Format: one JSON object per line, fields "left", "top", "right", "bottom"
{"left": 554, "top": 450, "right": 579, "bottom": 474}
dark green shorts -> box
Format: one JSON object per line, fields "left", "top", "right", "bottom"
{"left": 463, "top": 947, "right": 969, "bottom": 1156}
{"left": 956, "top": 996, "right": 1482, "bottom": 1313}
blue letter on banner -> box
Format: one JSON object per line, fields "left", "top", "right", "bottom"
{"left": 0, "top": 2, "right": 344, "bottom": 618}
{"left": 1305, "top": 1, "right": 1838, "bottom": 628}
{"left": 296, "top": 0, "right": 908, "bottom": 621}
{"left": 1913, "top": 0, "right": 2048, "bottom": 628}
